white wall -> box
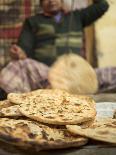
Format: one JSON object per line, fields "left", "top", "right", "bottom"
{"left": 63, "top": 0, "right": 88, "bottom": 9}
{"left": 95, "top": 0, "right": 116, "bottom": 67}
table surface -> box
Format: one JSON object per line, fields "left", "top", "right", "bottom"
{"left": 0, "top": 93, "right": 116, "bottom": 155}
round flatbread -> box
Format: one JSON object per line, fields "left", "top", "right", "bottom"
{"left": 0, "top": 118, "right": 88, "bottom": 151}
{"left": 49, "top": 53, "right": 98, "bottom": 94}
{"left": 7, "top": 89, "right": 69, "bottom": 104}
{"left": 66, "top": 118, "right": 116, "bottom": 144}
{"left": 18, "top": 90, "right": 96, "bottom": 125}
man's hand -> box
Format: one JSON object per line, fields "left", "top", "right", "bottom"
{"left": 9, "top": 44, "right": 27, "bottom": 60}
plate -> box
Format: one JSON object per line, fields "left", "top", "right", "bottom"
{"left": 96, "top": 102, "right": 116, "bottom": 118}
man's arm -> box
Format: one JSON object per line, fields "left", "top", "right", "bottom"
{"left": 17, "top": 19, "right": 35, "bottom": 57}
{"left": 79, "top": 0, "right": 109, "bottom": 27}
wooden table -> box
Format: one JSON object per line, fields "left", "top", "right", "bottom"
{"left": 0, "top": 93, "right": 116, "bottom": 155}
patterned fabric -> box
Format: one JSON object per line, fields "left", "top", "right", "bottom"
{"left": 0, "top": 58, "right": 50, "bottom": 93}
{"left": 95, "top": 67, "right": 116, "bottom": 92}
{"left": 0, "top": 0, "right": 38, "bottom": 69}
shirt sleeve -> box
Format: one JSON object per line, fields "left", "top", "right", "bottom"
{"left": 79, "top": 0, "right": 109, "bottom": 27}
{"left": 17, "top": 19, "right": 35, "bottom": 57}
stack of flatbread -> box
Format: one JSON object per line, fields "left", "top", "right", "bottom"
{"left": 0, "top": 89, "right": 115, "bottom": 151}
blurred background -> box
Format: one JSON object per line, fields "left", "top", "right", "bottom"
{"left": 0, "top": 0, "right": 115, "bottom": 69}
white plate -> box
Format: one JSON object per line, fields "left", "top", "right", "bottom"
{"left": 96, "top": 102, "right": 116, "bottom": 118}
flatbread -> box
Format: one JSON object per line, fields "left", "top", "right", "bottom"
{"left": 48, "top": 53, "right": 98, "bottom": 94}
{"left": 19, "top": 90, "right": 96, "bottom": 125}
{"left": 0, "top": 118, "right": 88, "bottom": 151}
{"left": 0, "top": 105, "right": 22, "bottom": 117}
{"left": 66, "top": 118, "right": 116, "bottom": 144}
{"left": 7, "top": 89, "right": 69, "bottom": 104}
{"left": 0, "top": 100, "right": 13, "bottom": 110}
{"left": 76, "top": 95, "right": 96, "bottom": 109}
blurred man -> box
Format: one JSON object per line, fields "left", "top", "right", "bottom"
{"left": 0, "top": 0, "right": 109, "bottom": 97}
